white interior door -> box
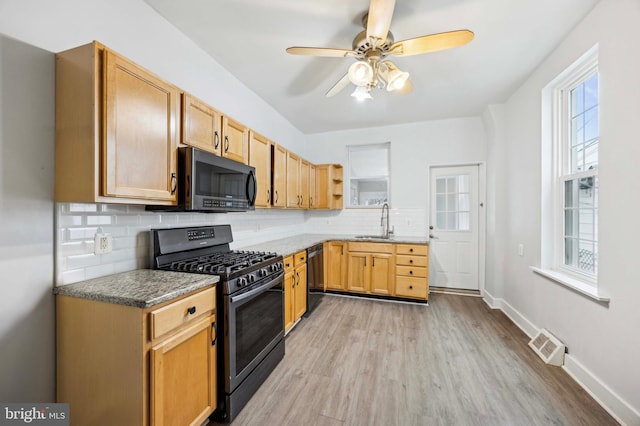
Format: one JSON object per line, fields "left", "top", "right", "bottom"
{"left": 429, "top": 165, "right": 480, "bottom": 290}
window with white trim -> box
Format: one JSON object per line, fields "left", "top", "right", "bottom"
{"left": 348, "top": 143, "right": 390, "bottom": 207}
{"left": 552, "top": 50, "right": 599, "bottom": 284}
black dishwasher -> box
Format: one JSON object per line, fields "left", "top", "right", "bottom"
{"left": 305, "top": 243, "right": 324, "bottom": 316}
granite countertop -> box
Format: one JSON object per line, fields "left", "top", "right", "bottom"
{"left": 54, "top": 270, "right": 219, "bottom": 308}
{"left": 237, "top": 234, "right": 429, "bottom": 258}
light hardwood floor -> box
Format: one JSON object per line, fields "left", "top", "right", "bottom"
{"left": 221, "top": 294, "right": 617, "bottom": 425}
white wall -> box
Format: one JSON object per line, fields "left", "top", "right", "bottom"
{"left": 0, "top": 36, "right": 55, "bottom": 401}
{"left": 306, "top": 117, "right": 488, "bottom": 210}
{"left": 496, "top": 0, "right": 640, "bottom": 422}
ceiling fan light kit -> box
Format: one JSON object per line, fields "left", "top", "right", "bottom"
{"left": 285, "top": 0, "right": 474, "bottom": 100}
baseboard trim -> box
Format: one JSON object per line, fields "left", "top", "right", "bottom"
{"left": 563, "top": 355, "right": 640, "bottom": 426}
{"left": 482, "top": 290, "right": 638, "bottom": 425}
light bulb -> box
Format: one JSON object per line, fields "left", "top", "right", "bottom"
{"left": 348, "top": 61, "right": 374, "bottom": 86}
{"left": 351, "top": 85, "right": 372, "bottom": 101}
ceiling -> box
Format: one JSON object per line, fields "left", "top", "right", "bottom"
{"left": 145, "top": 0, "right": 598, "bottom": 134}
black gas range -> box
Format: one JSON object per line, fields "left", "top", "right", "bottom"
{"left": 150, "top": 225, "right": 285, "bottom": 422}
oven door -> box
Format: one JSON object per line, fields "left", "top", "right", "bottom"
{"left": 224, "top": 271, "right": 284, "bottom": 393}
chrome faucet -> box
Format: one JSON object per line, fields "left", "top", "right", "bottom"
{"left": 380, "top": 202, "right": 393, "bottom": 238}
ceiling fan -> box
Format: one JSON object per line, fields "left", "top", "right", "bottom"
{"left": 286, "top": 0, "right": 474, "bottom": 100}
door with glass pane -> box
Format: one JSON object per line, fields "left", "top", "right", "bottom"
{"left": 429, "top": 165, "right": 479, "bottom": 290}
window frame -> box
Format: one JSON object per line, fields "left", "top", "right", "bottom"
{"left": 551, "top": 50, "right": 599, "bottom": 286}
{"left": 347, "top": 142, "right": 391, "bottom": 208}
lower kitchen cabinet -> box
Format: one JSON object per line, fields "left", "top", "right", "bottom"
{"left": 395, "top": 244, "right": 429, "bottom": 301}
{"left": 56, "top": 285, "right": 217, "bottom": 426}
{"left": 347, "top": 242, "right": 394, "bottom": 295}
{"left": 283, "top": 250, "right": 307, "bottom": 332}
{"left": 325, "top": 241, "right": 347, "bottom": 291}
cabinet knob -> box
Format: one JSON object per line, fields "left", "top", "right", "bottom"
{"left": 409, "top": 260, "right": 413, "bottom": 264}
{"left": 409, "top": 285, "right": 413, "bottom": 290}
{"left": 187, "top": 306, "right": 196, "bottom": 315}
{"left": 409, "top": 270, "right": 413, "bottom": 275}
{"left": 409, "top": 248, "right": 413, "bottom": 253}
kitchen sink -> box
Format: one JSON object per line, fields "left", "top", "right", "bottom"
{"left": 354, "top": 235, "right": 390, "bottom": 240}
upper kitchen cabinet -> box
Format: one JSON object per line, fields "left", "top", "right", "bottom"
{"left": 272, "top": 144, "right": 287, "bottom": 208}
{"left": 221, "top": 116, "right": 249, "bottom": 164}
{"left": 182, "top": 93, "right": 248, "bottom": 164}
{"left": 249, "top": 131, "right": 272, "bottom": 207}
{"left": 181, "top": 93, "right": 222, "bottom": 154}
{"left": 316, "top": 164, "right": 344, "bottom": 210}
{"left": 55, "top": 41, "right": 179, "bottom": 205}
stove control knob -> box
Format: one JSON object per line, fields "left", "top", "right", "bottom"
{"left": 238, "top": 277, "right": 247, "bottom": 287}
{"left": 248, "top": 274, "right": 255, "bottom": 283}
{"left": 259, "top": 268, "right": 268, "bottom": 277}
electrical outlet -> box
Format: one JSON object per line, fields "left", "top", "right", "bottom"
{"left": 94, "top": 233, "right": 113, "bottom": 255}
{"left": 518, "top": 243, "right": 524, "bottom": 257}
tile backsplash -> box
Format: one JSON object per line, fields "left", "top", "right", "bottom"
{"left": 55, "top": 203, "right": 427, "bottom": 285}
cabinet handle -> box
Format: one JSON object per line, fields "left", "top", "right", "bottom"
{"left": 170, "top": 172, "right": 177, "bottom": 195}
{"left": 211, "top": 322, "right": 217, "bottom": 346}
{"left": 364, "top": 257, "right": 367, "bottom": 267}
{"left": 214, "top": 131, "right": 220, "bottom": 149}
{"left": 267, "top": 189, "right": 271, "bottom": 203}
{"left": 275, "top": 190, "right": 279, "bottom": 203}
{"left": 187, "top": 306, "right": 196, "bottom": 315}
{"left": 225, "top": 135, "right": 230, "bottom": 152}
{"left": 296, "top": 272, "right": 300, "bottom": 286}
{"left": 372, "top": 257, "right": 375, "bottom": 267}
{"left": 310, "top": 196, "right": 313, "bottom": 207}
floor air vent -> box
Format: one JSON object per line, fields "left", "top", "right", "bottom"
{"left": 528, "top": 328, "right": 565, "bottom": 366}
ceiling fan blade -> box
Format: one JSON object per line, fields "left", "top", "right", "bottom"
{"left": 326, "top": 73, "right": 351, "bottom": 97}
{"left": 286, "top": 47, "right": 357, "bottom": 58}
{"left": 389, "top": 29, "right": 474, "bottom": 57}
{"left": 366, "top": 0, "right": 396, "bottom": 45}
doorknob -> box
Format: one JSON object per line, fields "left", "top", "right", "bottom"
{"left": 429, "top": 225, "right": 434, "bottom": 230}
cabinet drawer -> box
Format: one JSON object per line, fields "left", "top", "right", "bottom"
{"left": 395, "top": 276, "right": 428, "bottom": 299}
{"left": 396, "top": 265, "right": 427, "bottom": 278}
{"left": 396, "top": 255, "right": 428, "bottom": 267}
{"left": 396, "top": 244, "right": 428, "bottom": 256}
{"left": 150, "top": 287, "right": 215, "bottom": 340}
{"left": 283, "top": 255, "right": 294, "bottom": 272}
{"left": 294, "top": 250, "right": 307, "bottom": 266}
{"left": 348, "top": 242, "right": 393, "bottom": 254}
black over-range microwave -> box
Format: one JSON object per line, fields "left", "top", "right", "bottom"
{"left": 148, "top": 147, "right": 257, "bottom": 213}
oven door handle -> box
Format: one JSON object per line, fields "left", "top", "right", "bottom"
{"left": 230, "top": 271, "right": 283, "bottom": 305}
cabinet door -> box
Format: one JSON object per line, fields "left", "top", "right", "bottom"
{"left": 347, "top": 253, "right": 368, "bottom": 293}
{"left": 182, "top": 94, "right": 222, "bottom": 154}
{"left": 370, "top": 254, "right": 393, "bottom": 295}
{"left": 103, "top": 50, "right": 178, "bottom": 201}
{"left": 286, "top": 151, "right": 300, "bottom": 208}
{"left": 272, "top": 144, "right": 287, "bottom": 208}
{"left": 249, "top": 132, "right": 272, "bottom": 207}
{"left": 315, "top": 166, "right": 329, "bottom": 209}
{"left": 294, "top": 263, "right": 308, "bottom": 319}
{"left": 300, "top": 160, "right": 310, "bottom": 209}
{"left": 221, "top": 115, "right": 248, "bottom": 164}
{"left": 309, "top": 165, "right": 317, "bottom": 209}
{"left": 151, "top": 315, "right": 216, "bottom": 426}
{"left": 284, "top": 269, "right": 295, "bottom": 331}
{"left": 326, "top": 242, "right": 346, "bottom": 290}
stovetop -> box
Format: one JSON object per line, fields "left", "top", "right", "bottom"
{"left": 160, "top": 250, "right": 280, "bottom": 277}
{"left": 151, "top": 225, "right": 284, "bottom": 295}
